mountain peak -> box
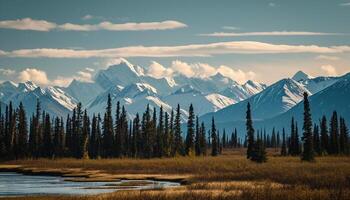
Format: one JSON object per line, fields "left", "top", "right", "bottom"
{"left": 292, "top": 71, "right": 313, "bottom": 81}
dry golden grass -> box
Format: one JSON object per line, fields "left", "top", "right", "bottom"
{"left": 1, "top": 149, "right": 350, "bottom": 200}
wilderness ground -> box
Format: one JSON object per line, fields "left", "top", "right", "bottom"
{"left": 1, "top": 149, "right": 350, "bottom": 200}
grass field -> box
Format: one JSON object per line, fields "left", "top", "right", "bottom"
{"left": 1, "top": 149, "right": 350, "bottom": 200}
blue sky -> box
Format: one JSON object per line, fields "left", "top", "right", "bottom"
{"left": 0, "top": 0, "right": 349, "bottom": 85}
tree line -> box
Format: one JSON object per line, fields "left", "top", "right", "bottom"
{"left": 245, "top": 92, "right": 349, "bottom": 162}
{"left": 0, "top": 94, "right": 245, "bottom": 160}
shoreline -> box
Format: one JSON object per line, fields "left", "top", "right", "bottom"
{"left": 0, "top": 164, "right": 189, "bottom": 184}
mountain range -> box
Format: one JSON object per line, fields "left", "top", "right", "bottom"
{"left": 0, "top": 59, "right": 348, "bottom": 137}
{"left": 0, "top": 58, "right": 265, "bottom": 120}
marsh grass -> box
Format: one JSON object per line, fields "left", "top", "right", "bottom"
{"left": 2, "top": 149, "right": 350, "bottom": 200}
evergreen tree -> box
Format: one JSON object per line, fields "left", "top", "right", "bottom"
{"left": 339, "top": 117, "right": 349, "bottom": 155}
{"left": 329, "top": 111, "right": 340, "bottom": 154}
{"left": 163, "top": 112, "right": 170, "bottom": 157}
{"left": 251, "top": 139, "right": 267, "bottom": 163}
{"left": 103, "top": 94, "right": 114, "bottom": 158}
{"left": 174, "top": 104, "right": 183, "bottom": 156}
{"left": 281, "top": 128, "right": 287, "bottom": 156}
{"left": 42, "top": 113, "right": 52, "bottom": 158}
{"left": 320, "top": 116, "right": 329, "bottom": 155}
{"left": 185, "top": 104, "right": 195, "bottom": 156}
{"left": 81, "top": 110, "right": 90, "bottom": 159}
{"left": 156, "top": 106, "right": 164, "bottom": 157}
{"left": 16, "top": 102, "right": 28, "bottom": 159}
{"left": 301, "top": 92, "right": 314, "bottom": 161}
{"left": 195, "top": 116, "right": 201, "bottom": 156}
{"left": 211, "top": 117, "right": 218, "bottom": 156}
{"left": 246, "top": 102, "right": 255, "bottom": 159}
{"left": 200, "top": 122, "right": 207, "bottom": 155}
{"left": 313, "top": 124, "right": 321, "bottom": 155}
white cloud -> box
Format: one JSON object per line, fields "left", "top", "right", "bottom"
{"left": 315, "top": 55, "right": 340, "bottom": 61}
{"left": 6, "top": 67, "right": 95, "bottom": 87}
{"left": 85, "top": 67, "right": 95, "bottom": 72}
{"left": 51, "top": 76, "right": 73, "bottom": 87}
{"left": 82, "top": 15, "right": 93, "bottom": 20}
{"left": 339, "top": 2, "right": 350, "bottom": 6}
{"left": 0, "top": 68, "right": 16, "bottom": 76}
{"left": 198, "top": 31, "right": 343, "bottom": 37}
{"left": 321, "top": 65, "right": 337, "bottom": 76}
{"left": 0, "top": 18, "right": 187, "bottom": 32}
{"left": 222, "top": 26, "right": 240, "bottom": 30}
{"left": 18, "top": 68, "right": 50, "bottom": 85}
{"left": 1, "top": 41, "right": 349, "bottom": 58}
{"left": 147, "top": 61, "right": 174, "bottom": 78}
{"left": 147, "top": 60, "right": 255, "bottom": 83}
{"left": 269, "top": 2, "right": 276, "bottom": 7}
{"left": 0, "top": 18, "right": 56, "bottom": 31}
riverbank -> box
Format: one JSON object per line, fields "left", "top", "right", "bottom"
{"left": 1, "top": 149, "right": 350, "bottom": 200}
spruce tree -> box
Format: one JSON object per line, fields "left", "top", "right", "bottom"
{"left": 103, "top": 94, "right": 114, "bottom": 158}
{"left": 301, "top": 92, "right": 314, "bottom": 161}
{"left": 174, "top": 104, "right": 183, "bottom": 156}
{"left": 81, "top": 110, "right": 90, "bottom": 159}
{"left": 246, "top": 102, "right": 255, "bottom": 159}
{"left": 313, "top": 124, "right": 321, "bottom": 155}
{"left": 281, "top": 128, "right": 287, "bottom": 156}
{"left": 156, "top": 106, "right": 164, "bottom": 157}
{"left": 339, "top": 117, "right": 349, "bottom": 155}
{"left": 16, "top": 102, "right": 28, "bottom": 159}
{"left": 251, "top": 139, "right": 267, "bottom": 163}
{"left": 329, "top": 111, "right": 340, "bottom": 154}
{"left": 200, "top": 122, "right": 207, "bottom": 155}
{"left": 320, "top": 116, "right": 329, "bottom": 155}
{"left": 211, "top": 117, "right": 218, "bottom": 156}
{"left": 195, "top": 116, "right": 201, "bottom": 156}
{"left": 185, "top": 104, "right": 195, "bottom": 156}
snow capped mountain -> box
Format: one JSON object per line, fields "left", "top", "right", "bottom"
{"left": 0, "top": 81, "right": 78, "bottom": 117}
{"left": 88, "top": 82, "right": 188, "bottom": 121}
{"left": 95, "top": 58, "right": 142, "bottom": 89}
{"left": 292, "top": 70, "right": 314, "bottom": 81}
{"left": 243, "top": 80, "right": 267, "bottom": 95}
{"left": 257, "top": 72, "right": 350, "bottom": 134}
{"left": 64, "top": 79, "right": 104, "bottom": 105}
{"left": 297, "top": 76, "right": 338, "bottom": 94}
{"left": 0, "top": 81, "right": 18, "bottom": 102}
{"left": 201, "top": 78, "right": 310, "bottom": 124}
{"left": 163, "top": 85, "right": 235, "bottom": 116}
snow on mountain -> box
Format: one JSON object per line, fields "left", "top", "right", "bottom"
{"left": 95, "top": 58, "right": 142, "bottom": 89}
{"left": 292, "top": 70, "right": 314, "bottom": 81}
{"left": 205, "top": 94, "right": 236, "bottom": 110}
{"left": 162, "top": 85, "right": 235, "bottom": 116}
{"left": 297, "top": 76, "right": 339, "bottom": 94}
{"left": 18, "top": 81, "right": 38, "bottom": 92}
{"left": 88, "top": 82, "right": 188, "bottom": 121}
{"left": 0, "top": 81, "right": 78, "bottom": 117}
{"left": 243, "top": 80, "right": 267, "bottom": 95}
{"left": 201, "top": 78, "right": 310, "bottom": 124}
{"left": 256, "top": 72, "right": 350, "bottom": 134}
{"left": 0, "top": 81, "right": 19, "bottom": 102}
{"left": 46, "top": 86, "right": 78, "bottom": 111}
{"left": 64, "top": 79, "right": 104, "bottom": 105}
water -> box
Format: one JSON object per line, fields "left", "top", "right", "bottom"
{"left": 0, "top": 172, "right": 180, "bottom": 197}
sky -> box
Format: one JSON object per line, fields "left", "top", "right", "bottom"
{"left": 0, "top": 0, "right": 349, "bottom": 86}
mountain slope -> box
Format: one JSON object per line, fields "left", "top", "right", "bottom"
{"left": 163, "top": 85, "right": 235, "bottom": 115}
{"left": 64, "top": 79, "right": 104, "bottom": 105}
{"left": 201, "top": 78, "right": 310, "bottom": 124}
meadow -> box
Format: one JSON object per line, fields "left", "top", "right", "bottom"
{"left": 1, "top": 149, "right": 350, "bottom": 200}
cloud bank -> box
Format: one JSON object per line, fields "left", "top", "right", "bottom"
{"left": 1, "top": 41, "right": 349, "bottom": 58}
{"left": 0, "top": 18, "right": 187, "bottom": 31}
{"left": 198, "top": 31, "right": 344, "bottom": 37}
{"left": 146, "top": 60, "right": 256, "bottom": 84}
